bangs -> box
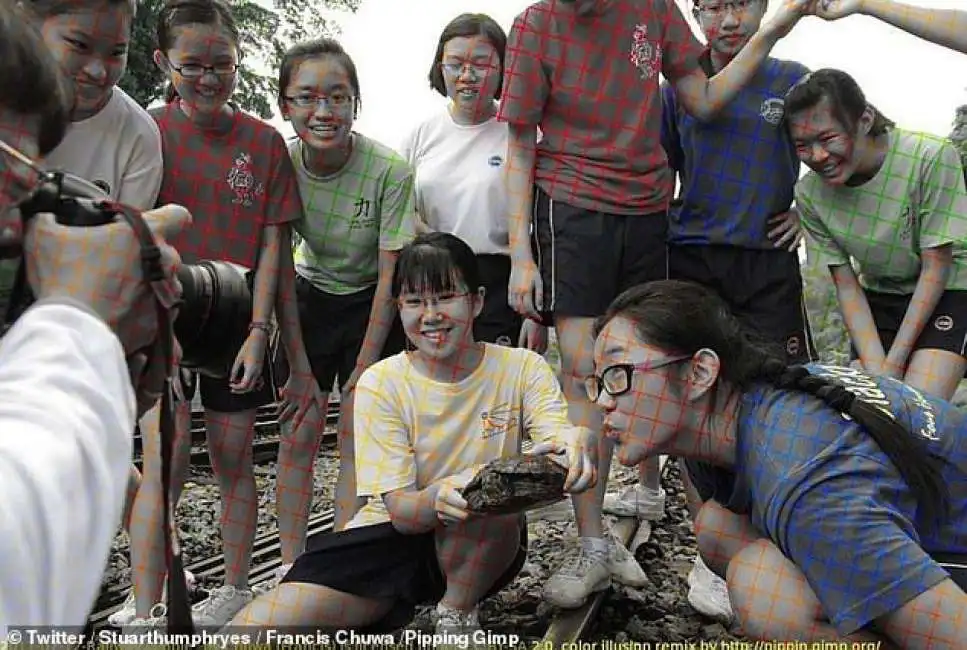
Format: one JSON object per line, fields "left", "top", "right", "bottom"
{"left": 392, "top": 244, "right": 466, "bottom": 297}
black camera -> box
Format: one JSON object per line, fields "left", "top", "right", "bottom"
{"left": 1, "top": 170, "right": 255, "bottom": 380}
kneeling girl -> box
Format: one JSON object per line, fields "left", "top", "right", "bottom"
{"left": 226, "top": 232, "right": 596, "bottom": 636}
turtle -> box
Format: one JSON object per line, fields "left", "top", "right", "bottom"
{"left": 460, "top": 453, "right": 569, "bottom": 515}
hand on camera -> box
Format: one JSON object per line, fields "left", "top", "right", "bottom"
{"left": 23, "top": 204, "right": 191, "bottom": 413}
{"left": 529, "top": 426, "right": 597, "bottom": 493}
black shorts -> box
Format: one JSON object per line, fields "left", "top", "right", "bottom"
{"left": 852, "top": 289, "right": 967, "bottom": 361}
{"left": 667, "top": 244, "right": 815, "bottom": 364}
{"left": 177, "top": 350, "right": 278, "bottom": 414}
{"left": 475, "top": 254, "right": 523, "bottom": 346}
{"left": 295, "top": 276, "right": 406, "bottom": 393}
{"left": 933, "top": 552, "right": 967, "bottom": 590}
{"left": 282, "top": 520, "right": 528, "bottom": 633}
{"left": 532, "top": 186, "right": 667, "bottom": 319}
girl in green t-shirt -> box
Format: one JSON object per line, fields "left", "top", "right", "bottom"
{"left": 785, "top": 68, "right": 967, "bottom": 401}
{"left": 276, "top": 38, "right": 418, "bottom": 539}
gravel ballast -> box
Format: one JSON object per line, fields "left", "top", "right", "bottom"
{"left": 100, "top": 443, "right": 748, "bottom": 644}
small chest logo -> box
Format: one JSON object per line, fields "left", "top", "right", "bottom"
{"left": 488, "top": 155, "right": 504, "bottom": 168}
{"left": 935, "top": 314, "right": 954, "bottom": 332}
{"left": 629, "top": 24, "right": 661, "bottom": 80}
{"left": 226, "top": 153, "right": 265, "bottom": 207}
{"left": 759, "top": 97, "right": 785, "bottom": 126}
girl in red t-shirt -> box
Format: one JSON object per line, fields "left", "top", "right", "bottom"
{"left": 124, "top": 0, "right": 320, "bottom": 631}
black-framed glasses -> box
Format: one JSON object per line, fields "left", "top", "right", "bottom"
{"left": 585, "top": 355, "right": 692, "bottom": 403}
{"left": 169, "top": 61, "right": 239, "bottom": 78}
{"left": 283, "top": 92, "right": 354, "bottom": 111}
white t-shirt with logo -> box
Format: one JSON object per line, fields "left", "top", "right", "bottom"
{"left": 42, "top": 86, "right": 163, "bottom": 211}
{"left": 399, "top": 104, "right": 510, "bottom": 256}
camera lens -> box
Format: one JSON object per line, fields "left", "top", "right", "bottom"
{"left": 175, "top": 261, "right": 253, "bottom": 379}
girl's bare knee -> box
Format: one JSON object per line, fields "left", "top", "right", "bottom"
{"left": 694, "top": 500, "right": 761, "bottom": 577}
{"left": 230, "top": 583, "right": 392, "bottom": 630}
{"left": 436, "top": 515, "right": 520, "bottom": 581}
{"left": 727, "top": 539, "right": 822, "bottom": 639}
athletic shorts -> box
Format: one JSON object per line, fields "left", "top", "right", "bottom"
{"left": 667, "top": 244, "right": 815, "bottom": 364}
{"left": 294, "top": 276, "right": 406, "bottom": 394}
{"left": 934, "top": 552, "right": 967, "bottom": 590}
{"left": 281, "top": 520, "right": 528, "bottom": 633}
{"left": 475, "top": 254, "right": 523, "bottom": 346}
{"left": 852, "top": 289, "right": 967, "bottom": 362}
{"left": 668, "top": 244, "right": 816, "bottom": 502}
{"left": 176, "top": 363, "right": 277, "bottom": 414}
{"left": 531, "top": 186, "right": 667, "bottom": 320}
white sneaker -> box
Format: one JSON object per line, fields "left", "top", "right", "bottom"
{"left": 527, "top": 497, "right": 574, "bottom": 523}
{"left": 108, "top": 570, "right": 196, "bottom": 627}
{"left": 602, "top": 484, "right": 666, "bottom": 520}
{"left": 190, "top": 585, "right": 253, "bottom": 627}
{"left": 435, "top": 604, "right": 485, "bottom": 649}
{"left": 687, "top": 556, "right": 734, "bottom": 624}
{"left": 607, "top": 535, "right": 648, "bottom": 587}
{"left": 627, "top": 520, "right": 653, "bottom": 554}
{"left": 120, "top": 603, "right": 168, "bottom": 635}
{"left": 253, "top": 563, "right": 292, "bottom": 595}
{"left": 543, "top": 539, "right": 611, "bottom": 609}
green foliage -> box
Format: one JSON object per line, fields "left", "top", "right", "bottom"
{"left": 121, "top": 0, "right": 359, "bottom": 117}
{"left": 950, "top": 104, "right": 967, "bottom": 164}
{"left": 801, "top": 247, "right": 851, "bottom": 366}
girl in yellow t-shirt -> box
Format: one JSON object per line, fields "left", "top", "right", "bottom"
{"left": 225, "top": 232, "right": 596, "bottom": 637}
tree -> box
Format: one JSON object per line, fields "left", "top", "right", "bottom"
{"left": 121, "top": 0, "right": 360, "bottom": 117}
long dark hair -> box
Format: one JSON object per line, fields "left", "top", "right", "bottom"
{"left": 784, "top": 68, "right": 895, "bottom": 138}
{"left": 156, "top": 0, "right": 240, "bottom": 103}
{"left": 594, "top": 280, "right": 950, "bottom": 531}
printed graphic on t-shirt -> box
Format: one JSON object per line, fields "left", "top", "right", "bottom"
{"left": 480, "top": 404, "right": 521, "bottom": 440}
{"left": 759, "top": 97, "right": 785, "bottom": 126}
{"left": 226, "top": 153, "right": 265, "bottom": 207}
{"left": 629, "top": 23, "right": 661, "bottom": 80}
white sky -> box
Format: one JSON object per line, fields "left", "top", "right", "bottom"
{"left": 268, "top": 0, "right": 967, "bottom": 154}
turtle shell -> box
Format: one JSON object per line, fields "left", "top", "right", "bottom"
{"left": 461, "top": 454, "right": 568, "bottom": 515}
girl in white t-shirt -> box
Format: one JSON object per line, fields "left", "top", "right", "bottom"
{"left": 399, "top": 13, "right": 546, "bottom": 352}
{"left": 224, "top": 231, "right": 595, "bottom": 637}
{"left": 29, "top": 0, "right": 163, "bottom": 209}
{"left": 24, "top": 0, "right": 177, "bottom": 629}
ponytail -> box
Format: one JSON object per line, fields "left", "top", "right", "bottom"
{"left": 753, "top": 356, "right": 950, "bottom": 532}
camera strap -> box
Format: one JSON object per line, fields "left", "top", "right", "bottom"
{"left": 104, "top": 202, "right": 196, "bottom": 637}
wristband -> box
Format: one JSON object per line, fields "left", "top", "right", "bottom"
{"left": 249, "top": 321, "right": 274, "bottom": 336}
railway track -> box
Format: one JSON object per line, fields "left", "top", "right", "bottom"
{"left": 131, "top": 401, "right": 343, "bottom": 470}
{"left": 91, "top": 443, "right": 669, "bottom": 646}
{"left": 539, "top": 454, "right": 671, "bottom": 646}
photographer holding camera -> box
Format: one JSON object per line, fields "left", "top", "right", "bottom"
{"left": 0, "top": 3, "right": 189, "bottom": 634}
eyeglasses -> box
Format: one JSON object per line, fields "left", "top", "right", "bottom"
{"left": 168, "top": 62, "right": 238, "bottom": 78}
{"left": 440, "top": 61, "right": 497, "bottom": 77}
{"left": 283, "top": 93, "right": 354, "bottom": 111}
{"left": 696, "top": 0, "right": 755, "bottom": 18}
{"left": 398, "top": 292, "right": 470, "bottom": 312}
{"left": 584, "top": 355, "right": 692, "bottom": 403}
{"left": 0, "top": 137, "right": 45, "bottom": 211}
